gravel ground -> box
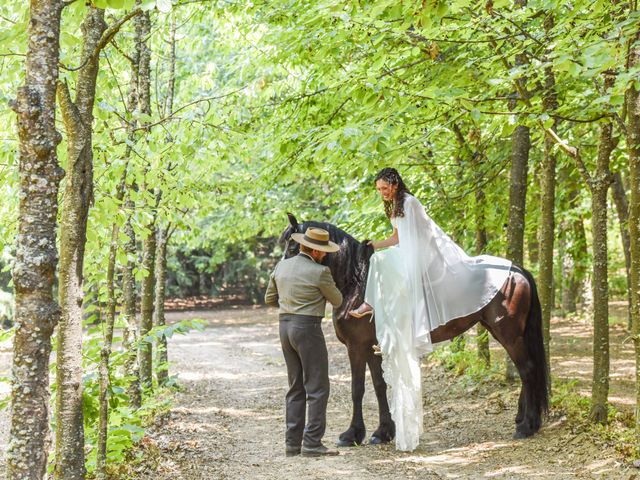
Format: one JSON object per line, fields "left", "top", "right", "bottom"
{"left": 131, "top": 306, "right": 633, "bottom": 480}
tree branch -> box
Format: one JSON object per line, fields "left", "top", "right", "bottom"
{"left": 114, "top": 87, "right": 247, "bottom": 132}
{"left": 326, "top": 97, "right": 349, "bottom": 125}
{"left": 407, "top": 31, "right": 515, "bottom": 45}
{"left": 57, "top": 80, "right": 84, "bottom": 137}
{"left": 94, "top": 9, "right": 143, "bottom": 58}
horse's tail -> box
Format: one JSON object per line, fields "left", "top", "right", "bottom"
{"left": 521, "top": 267, "right": 549, "bottom": 419}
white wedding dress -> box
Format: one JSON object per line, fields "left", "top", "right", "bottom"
{"left": 364, "top": 194, "right": 512, "bottom": 451}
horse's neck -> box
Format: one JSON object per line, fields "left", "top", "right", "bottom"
{"left": 329, "top": 244, "right": 365, "bottom": 290}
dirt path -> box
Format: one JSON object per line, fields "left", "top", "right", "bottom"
{"left": 129, "top": 307, "right": 633, "bottom": 480}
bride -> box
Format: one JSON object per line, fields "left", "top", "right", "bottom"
{"left": 349, "top": 168, "right": 512, "bottom": 451}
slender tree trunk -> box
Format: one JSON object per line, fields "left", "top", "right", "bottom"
{"left": 568, "top": 217, "right": 588, "bottom": 312}
{"left": 539, "top": 136, "right": 556, "bottom": 368}
{"left": 504, "top": 0, "right": 530, "bottom": 380}
{"left": 591, "top": 141, "right": 612, "bottom": 423}
{"left": 561, "top": 178, "right": 588, "bottom": 315}
{"left": 119, "top": 3, "right": 149, "bottom": 408}
{"left": 154, "top": 15, "right": 177, "bottom": 387}
{"left": 121, "top": 208, "right": 141, "bottom": 408}
{"left": 539, "top": 33, "right": 558, "bottom": 370}
{"left": 154, "top": 227, "right": 170, "bottom": 385}
{"left": 506, "top": 125, "right": 530, "bottom": 381}
{"left": 96, "top": 179, "right": 125, "bottom": 479}
{"left": 135, "top": 8, "right": 155, "bottom": 390}
{"left": 588, "top": 76, "right": 616, "bottom": 423}
{"left": 475, "top": 177, "right": 490, "bottom": 366}
{"left": 54, "top": 8, "right": 107, "bottom": 478}
{"left": 626, "top": 28, "right": 640, "bottom": 430}
{"left": 506, "top": 127, "right": 530, "bottom": 267}
{"left": 7, "top": 1, "right": 64, "bottom": 478}
{"left": 164, "top": 12, "right": 177, "bottom": 118}
{"left": 139, "top": 229, "right": 157, "bottom": 389}
{"left": 611, "top": 172, "right": 632, "bottom": 327}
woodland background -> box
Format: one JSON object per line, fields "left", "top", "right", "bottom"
{"left": 0, "top": 0, "right": 639, "bottom": 478}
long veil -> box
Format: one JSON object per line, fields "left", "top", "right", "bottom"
{"left": 397, "top": 195, "right": 512, "bottom": 355}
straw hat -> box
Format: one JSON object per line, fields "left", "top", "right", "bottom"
{"left": 291, "top": 227, "right": 340, "bottom": 253}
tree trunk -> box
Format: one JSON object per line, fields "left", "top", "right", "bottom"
{"left": 588, "top": 79, "right": 615, "bottom": 423}
{"left": 119, "top": 4, "right": 151, "bottom": 408}
{"left": 589, "top": 176, "right": 612, "bottom": 424}
{"left": 134, "top": 7, "right": 156, "bottom": 390}
{"left": 96, "top": 179, "right": 125, "bottom": 479}
{"left": 139, "top": 228, "right": 157, "bottom": 389}
{"left": 539, "top": 35, "right": 558, "bottom": 370}
{"left": 7, "top": 1, "right": 64, "bottom": 478}
{"left": 153, "top": 14, "right": 177, "bottom": 387}
{"left": 506, "top": 126, "right": 530, "bottom": 267}
{"left": 560, "top": 177, "right": 588, "bottom": 315}
{"left": 626, "top": 28, "right": 640, "bottom": 430}
{"left": 611, "top": 172, "right": 632, "bottom": 328}
{"left": 539, "top": 134, "right": 556, "bottom": 369}
{"left": 121, "top": 208, "right": 141, "bottom": 408}
{"left": 154, "top": 227, "right": 170, "bottom": 385}
{"left": 54, "top": 8, "right": 107, "bottom": 478}
{"left": 505, "top": 125, "right": 530, "bottom": 381}
{"left": 504, "top": 0, "right": 531, "bottom": 380}
{"left": 475, "top": 181, "right": 490, "bottom": 366}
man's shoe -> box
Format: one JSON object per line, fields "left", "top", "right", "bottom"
{"left": 301, "top": 444, "right": 339, "bottom": 457}
{"left": 286, "top": 445, "right": 301, "bottom": 457}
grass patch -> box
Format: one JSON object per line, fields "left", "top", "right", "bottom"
{"left": 431, "top": 336, "right": 505, "bottom": 388}
{"left": 550, "top": 378, "right": 639, "bottom": 460}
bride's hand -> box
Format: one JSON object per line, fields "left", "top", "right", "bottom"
{"left": 362, "top": 239, "right": 376, "bottom": 251}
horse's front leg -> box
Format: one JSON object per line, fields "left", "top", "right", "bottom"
{"left": 367, "top": 352, "right": 395, "bottom": 444}
{"left": 336, "top": 343, "right": 367, "bottom": 446}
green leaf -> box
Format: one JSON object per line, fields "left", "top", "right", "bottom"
{"left": 140, "top": 0, "right": 156, "bottom": 11}
{"left": 157, "top": 0, "right": 172, "bottom": 13}
{"left": 107, "top": 0, "right": 125, "bottom": 8}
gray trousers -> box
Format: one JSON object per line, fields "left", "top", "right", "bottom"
{"left": 279, "top": 314, "right": 330, "bottom": 448}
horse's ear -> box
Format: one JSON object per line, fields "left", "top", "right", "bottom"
{"left": 287, "top": 212, "right": 299, "bottom": 230}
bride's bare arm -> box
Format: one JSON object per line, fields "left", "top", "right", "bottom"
{"left": 370, "top": 228, "right": 399, "bottom": 250}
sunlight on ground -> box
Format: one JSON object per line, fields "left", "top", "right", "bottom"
{"left": 373, "top": 441, "right": 512, "bottom": 469}
{"left": 330, "top": 373, "right": 354, "bottom": 384}
{"left": 179, "top": 370, "right": 285, "bottom": 382}
{"left": 609, "top": 395, "right": 635, "bottom": 406}
{"left": 173, "top": 340, "right": 228, "bottom": 349}
{"left": 587, "top": 459, "right": 623, "bottom": 473}
{"left": 176, "top": 405, "right": 280, "bottom": 421}
{"left": 484, "top": 465, "right": 550, "bottom": 477}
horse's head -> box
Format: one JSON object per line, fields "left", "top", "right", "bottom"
{"left": 277, "top": 213, "right": 374, "bottom": 315}
{"left": 279, "top": 213, "right": 303, "bottom": 260}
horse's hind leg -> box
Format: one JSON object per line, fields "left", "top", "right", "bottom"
{"left": 510, "top": 342, "right": 541, "bottom": 438}
{"left": 483, "top": 322, "right": 540, "bottom": 439}
{"left": 515, "top": 389, "right": 525, "bottom": 425}
{"left": 367, "top": 352, "right": 395, "bottom": 444}
{"left": 336, "top": 343, "right": 367, "bottom": 446}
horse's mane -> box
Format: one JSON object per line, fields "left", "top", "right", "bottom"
{"left": 280, "top": 218, "right": 373, "bottom": 296}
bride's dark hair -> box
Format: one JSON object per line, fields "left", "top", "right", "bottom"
{"left": 375, "top": 167, "right": 412, "bottom": 218}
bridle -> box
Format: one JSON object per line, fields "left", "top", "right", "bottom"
{"left": 281, "top": 227, "right": 300, "bottom": 261}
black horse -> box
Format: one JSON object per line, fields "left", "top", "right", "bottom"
{"left": 280, "top": 214, "right": 548, "bottom": 444}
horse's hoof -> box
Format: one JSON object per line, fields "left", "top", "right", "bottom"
{"left": 369, "top": 435, "right": 389, "bottom": 445}
{"left": 336, "top": 437, "right": 362, "bottom": 447}
{"left": 512, "top": 429, "right": 533, "bottom": 440}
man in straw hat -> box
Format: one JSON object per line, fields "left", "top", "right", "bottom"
{"left": 265, "top": 227, "right": 343, "bottom": 457}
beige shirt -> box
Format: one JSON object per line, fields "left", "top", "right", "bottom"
{"left": 264, "top": 253, "right": 343, "bottom": 317}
